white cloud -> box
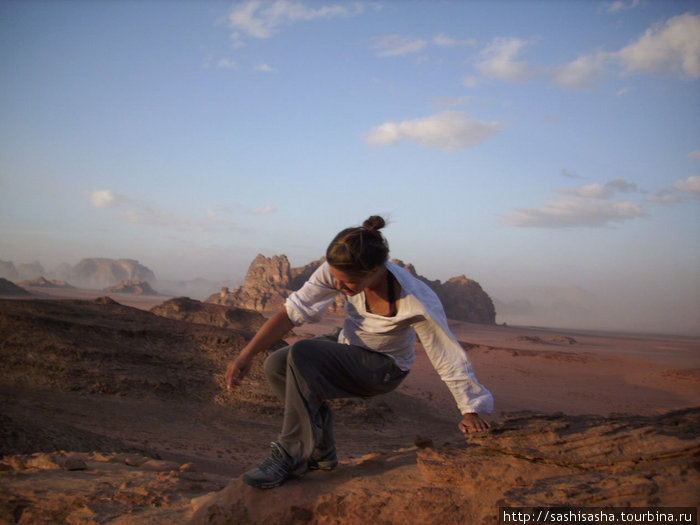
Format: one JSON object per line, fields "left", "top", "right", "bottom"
{"left": 688, "top": 150, "right": 700, "bottom": 159}
{"left": 255, "top": 63, "right": 275, "bottom": 72}
{"left": 433, "top": 33, "right": 476, "bottom": 48}
{"left": 559, "top": 178, "right": 640, "bottom": 198}
{"left": 605, "top": 0, "right": 641, "bottom": 14}
{"left": 371, "top": 34, "right": 426, "bottom": 57}
{"left": 503, "top": 178, "right": 647, "bottom": 228}
{"left": 476, "top": 37, "right": 533, "bottom": 81}
{"left": 549, "top": 52, "right": 609, "bottom": 90}
{"left": 675, "top": 175, "right": 700, "bottom": 196}
{"left": 89, "top": 190, "right": 121, "bottom": 208}
{"left": 616, "top": 13, "right": 700, "bottom": 79}
{"left": 365, "top": 111, "right": 503, "bottom": 151}
{"left": 648, "top": 188, "right": 686, "bottom": 204}
{"left": 502, "top": 196, "right": 646, "bottom": 228}
{"left": 217, "top": 58, "right": 237, "bottom": 69}
{"left": 228, "top": 0, "right": 365, "bottom": 40}
{"left": 249, "top": 206, "right": 277, "bottom": 215}
{"left": 616, "top": 87, "right": 632, "bottom": 96}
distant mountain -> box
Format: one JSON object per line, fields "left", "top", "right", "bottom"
{"left": 61, "top": 258, "right": 156, "bottom": 289}
{"left": 0, "top": 261, "right": 46, "bottom": 281}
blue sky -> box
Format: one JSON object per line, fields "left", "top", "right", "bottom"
{"left": 1, "top": 1, "right": 699, "bottom": 334}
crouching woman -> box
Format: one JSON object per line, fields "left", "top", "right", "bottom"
{"left": 225, "top": 216, "right": 493, "bottom": 488}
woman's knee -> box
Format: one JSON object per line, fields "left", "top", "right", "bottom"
{"left": 287, "top": 339, "right": 322, "bottom": 370}
{"left": 264, "top": 346, "right": 289, "bottom": 381}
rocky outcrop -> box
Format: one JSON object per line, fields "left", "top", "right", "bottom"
{"left": 103, "top": 279, "right": 161, "bottom": 296}
{"left": 0, "top": 278, "right": 31, "bottom": 297}
{"left": 208, "top": 254, "right": 495, "bottom": 324}
{"left": 62, "top": 258, "right": 156, "bottom": 289}
{"left": 392, "top": 259, "right": 496, "bottom": 323}
{"left": 209, "top": 254, "right": 294, "bottom": 312}
{"left": 18, "top": 276, "right": 74, "bottom": 289}
{"left": 191, "top": 408, "right": 700, "bottom": 524}
{"left": 151, "top": 297, "right": 267, "bottom": 334}
{"left": 208, "top": 255, "right": 344, "bottom": 314}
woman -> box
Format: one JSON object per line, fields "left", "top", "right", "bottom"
{"left": 225, "top": 216, "right": 493, "bottom": 488}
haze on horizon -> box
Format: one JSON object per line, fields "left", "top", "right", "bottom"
{"left": 1, "top": 1, "right": 698, "bottom": 336}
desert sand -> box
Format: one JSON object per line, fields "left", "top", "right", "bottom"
{"left": 0, "top": 289, "right": 698, "bottom": 524}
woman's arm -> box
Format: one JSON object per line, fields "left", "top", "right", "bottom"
{"left": 225, "top": 307, "right": 294, "bottom": 390}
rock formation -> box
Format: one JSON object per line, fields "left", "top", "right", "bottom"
{"left": 0, "top": 261, "right": 19, "bottom": 281}
{"left": 102, "top": 279, "right": 161, "bottom": 296}
{"left": 392, "top": 259, "right": 495, "bottom": 324}
{"left": 61, "top": 258, "right": 156, "bottom": 289}
{"left": 208, "top": 254, "right": 295, "bottom": 312}
{"left": 18, "top": 276, "right": 74, "bottom": 289}
{"left": 0, "top": 261, "right": 46, "bottom": 281}
{"left": 208, "top": 254, "right": 496, "bottom": 324}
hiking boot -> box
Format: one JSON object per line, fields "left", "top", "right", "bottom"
{"left": 242, "top": 442, "right": 307, "bottom": 489}
{"left": 307, "top": 445, "right": 338, "bottom": 471}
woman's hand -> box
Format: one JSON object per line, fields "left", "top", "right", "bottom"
{"left": 458, "top": 412, "right": 490, "bottom": 435}
{"left": 225, "top": 353, "right": 253, "bottom": 390}
{"left": 223, "top": 308, "right": 295, "bottom": 391}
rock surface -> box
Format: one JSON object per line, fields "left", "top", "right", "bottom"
{"left": 208, "top": 254, "right": 496, "bottom": 324}
{"left": 192, "top": 408, "right": 700, "bottom": 524}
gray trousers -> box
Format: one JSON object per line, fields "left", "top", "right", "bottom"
{"left": 263, "top": 337, "right": 408, "bottom": 464}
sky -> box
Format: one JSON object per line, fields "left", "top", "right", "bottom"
{"left": 1, "top": 0, "right": 699, "bottom": 335}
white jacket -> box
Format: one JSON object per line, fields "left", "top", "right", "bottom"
{"left": 284, "top": 261, "right": 493, "bottom": 415}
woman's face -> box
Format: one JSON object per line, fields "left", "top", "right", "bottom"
{"left": 328, "top": 265, "right": 380, "bottom": 296}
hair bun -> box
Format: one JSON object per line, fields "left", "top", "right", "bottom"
{"left": 362, "top": 215, "right": 386, "bottom": 232}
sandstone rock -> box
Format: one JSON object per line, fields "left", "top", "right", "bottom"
{"left": 103, "top": 279, "right": 160, "bottom": 295}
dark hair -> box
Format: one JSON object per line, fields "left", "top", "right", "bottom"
{"left": 326, "top": 215, "right": 389, "bottom": 275}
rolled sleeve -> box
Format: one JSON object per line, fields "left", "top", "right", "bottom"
{"left": 284, "top": 263, "right": 340, "bottom": 326}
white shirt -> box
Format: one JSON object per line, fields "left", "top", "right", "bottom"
{"left": 284, "top": 261, "right": 493, "bottom": 415}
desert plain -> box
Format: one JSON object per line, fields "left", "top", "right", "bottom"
{"left": 0, "top": 285, "right": 698, "bottom": 524}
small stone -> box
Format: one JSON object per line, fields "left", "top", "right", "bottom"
{"left": 414, "top": 435, "right": 434, "bottom": 449}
